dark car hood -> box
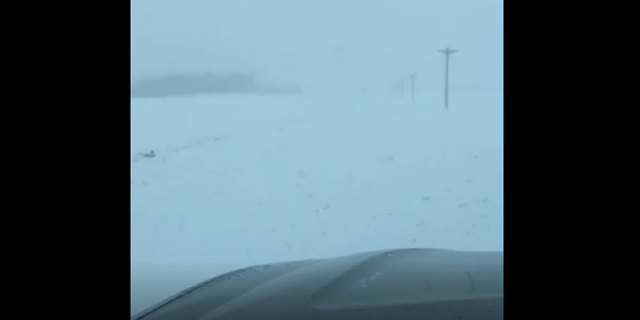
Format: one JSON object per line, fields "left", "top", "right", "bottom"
{"left": 132, "top": 248, "right": 503, "bottom": 320}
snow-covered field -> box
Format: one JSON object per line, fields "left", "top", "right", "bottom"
{"left": 130, "top": 92, "right": 503, "bottom": 315}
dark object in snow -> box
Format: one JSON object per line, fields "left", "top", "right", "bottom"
{"left": 131, "top": 248, "right": 503, "bottom": 320}
{"left": 142, "top": 150, "right": 155, "bottom": 158}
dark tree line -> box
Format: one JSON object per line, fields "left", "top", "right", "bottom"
{"left": 131, "top": 73, "right": 258, "bottom": 98}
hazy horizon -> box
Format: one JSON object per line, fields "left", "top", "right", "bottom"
{"left": 131, "top": 0, "right": 503, "bottom": 94}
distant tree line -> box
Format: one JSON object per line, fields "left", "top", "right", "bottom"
{"left": 131, "top": 73, "right": 258, "bottom": 98}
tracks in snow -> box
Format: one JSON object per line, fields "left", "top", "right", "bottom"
{"left": 131, "top": 135, "right": 224, "bottom": 164}
{"left": 131, "top": 135, "right": 225, "bottom": 186}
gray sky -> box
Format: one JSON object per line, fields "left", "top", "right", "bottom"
{"left": 131, "top": 0, "right": 503, "bottom": 93}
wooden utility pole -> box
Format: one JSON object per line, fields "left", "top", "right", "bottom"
{"left": 439, "top": 47, "right": 457, "bottom": 109}
{"left": 409, "top": 74, "right": 417, "bottom": 103}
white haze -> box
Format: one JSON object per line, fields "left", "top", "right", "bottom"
{"left": 131, "top": 0, "right": 503, "bottom": 316}
{"left": 131, "top": 0, "right": 503, "bottom": 93}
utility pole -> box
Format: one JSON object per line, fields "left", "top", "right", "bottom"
{"left": 409, "top": 74, "right": 417, "bottom": 103}
{"left": 439, "top": 47, "right": 457, "bottom": 109}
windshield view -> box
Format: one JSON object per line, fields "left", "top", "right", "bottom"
{"left": 131, "top": 0, "right": 503, "bottom": 318}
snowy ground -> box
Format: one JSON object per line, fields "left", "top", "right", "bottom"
{"left": 130, "top": 92, "right": 503, "bottom": 315}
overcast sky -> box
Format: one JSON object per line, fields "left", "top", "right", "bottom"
{"left": 131, "top": 0, "right": 503, "bottom": 93}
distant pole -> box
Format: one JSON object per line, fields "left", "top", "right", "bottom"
{"left": 409, "top": 74, "right": 417, "bottom": 103}
{"left": 439, "top": 47, "right": 457, "bottom": 109}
